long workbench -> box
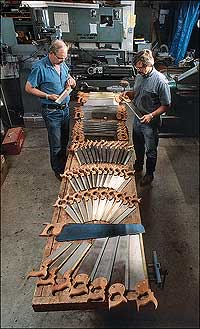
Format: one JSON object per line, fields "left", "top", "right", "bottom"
{"left": 30, "top": 92, "right": 158, "bottom": 312}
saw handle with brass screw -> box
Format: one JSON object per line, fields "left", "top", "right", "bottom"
{"left": 108, "top": 283, "right": 127, "bottom": 309}
{"left": 39, "top": 223, "right": 64, "bottom": 237}
{"left": 27, "top": 258, "right": 52, "bottom": 280}
{"left": 51, "top": 270, "right": 72, "bottom": 295}
{"left": 88, "top": 277, "right": 108, "bottom": 302}
{"left": 69, "top": 273, "right": 89, "bottom": 298}
{"left": 126, "top": 279, "right": 158, "bottom": 311}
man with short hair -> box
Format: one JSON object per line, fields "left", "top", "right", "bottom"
{"left": 25, "top": 40, "right": 76, "bottom": 180}
{"left": 118, "top": 49, "right": 171, "bottom": 186}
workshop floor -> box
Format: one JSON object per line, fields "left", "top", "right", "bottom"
{"left": 1, "top": 128, "right": 199, "bottom": 328}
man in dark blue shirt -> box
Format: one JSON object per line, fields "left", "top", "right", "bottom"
{"left": 25, "top": 40, "right": 76, "bottom": 180}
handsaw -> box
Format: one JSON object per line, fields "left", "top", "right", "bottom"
{"left": 55, "top": 87, "right": 72, "bottom": 104}
{"left": 56, "top": 223, "right": 145, "bottom": 242}
{"left": 120, "top": 97, "right": 143, "bottom": 119}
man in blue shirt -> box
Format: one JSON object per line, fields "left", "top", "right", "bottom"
{"left": 117, "top": 49, "right": 171, "bottom": 186}
{"left": 25, "top": 40, "right": 76, "bottom": 180}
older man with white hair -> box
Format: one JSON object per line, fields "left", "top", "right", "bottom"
{"left": 25, "top": 40, "right": 76, "bottom": 180}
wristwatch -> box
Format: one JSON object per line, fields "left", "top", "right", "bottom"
{"left": 150, "top": 113, "right": 154, "bottom": 119}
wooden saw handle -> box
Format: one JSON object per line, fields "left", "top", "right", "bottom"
{"left": 69, "top": 274, "right": 89, "bottom": 297}
{"left": 39, "top": 223, "right": 63, "bottom": 237}
{"left": 88, "top": 277, "right": 108, "bottom": 302}
{"left": 108, "top": 283, "right": 127, "bottom": 309}
{"left": 52, "top": 271, "right": 71, "bottom": 295}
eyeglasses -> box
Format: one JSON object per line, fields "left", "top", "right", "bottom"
{"left": 134, "top": 64, "right": 146, "bottom": 71}
{"left": 53, "top": 53, "right": 67, "bottom": 61}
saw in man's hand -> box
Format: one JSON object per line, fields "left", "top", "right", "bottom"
{"left": 55, "top": 87, "right": 72, "bottom": 104}
{"left": 120, "top": 96, "right": 143, "bottom": 119}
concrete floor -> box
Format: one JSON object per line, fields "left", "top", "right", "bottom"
{"left": 1, "top": 128, "right": 199, "bottom": 328}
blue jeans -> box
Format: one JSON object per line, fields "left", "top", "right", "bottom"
{"left": 42, "top": 107, "right": 69, "bottom": 174}
{"left": 133, "top": 116, "right": 159, "bottom": 175}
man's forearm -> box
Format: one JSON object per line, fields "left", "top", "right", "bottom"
{"left": 25, "top": 82, "right": 47, "bottom": 99}
{"left": 28, "top": 88, "right": 47, "bottom": 98}
{"left": 151, "top": 105, "right": 170, "bottom": 118}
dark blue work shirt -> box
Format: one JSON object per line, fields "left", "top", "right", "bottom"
{"left": 27, "top": 55, "right": 70, "bottom": 105}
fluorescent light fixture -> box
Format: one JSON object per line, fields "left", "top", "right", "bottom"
{"left": 21, "top": 1, "right": 99, "bottom": 8}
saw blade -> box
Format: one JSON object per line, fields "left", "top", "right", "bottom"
{"left": 56, "top": 224, "right": 145, "bottom": 242}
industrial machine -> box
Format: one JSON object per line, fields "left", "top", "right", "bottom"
{"left": 0, "top": 1, "right": 198, "bottom": 137}
{"left": 0, "top": 0, "right": 136, "bottom": 127}
{"left": 159, "top": 64, "right": 199, "bottom": 137}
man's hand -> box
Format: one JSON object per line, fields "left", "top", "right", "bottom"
{"left": 115, "top": 92, "right": 131, "bottom": 103}
{"left": 140, "top": 114, "right": 153, "bottom": 124}
{"left": 48, "top": 94, "right": 59, "bottom": 101}
{"left": 114, "top": 91, "right": 135, "bottom": 103}
{"left": 114, "top": 94, "right": 123, "bottom": 103}
{"left": 66, "top": 76, "right": 76, "bottom": 89}
{"left": 122, "top": 91, "right": 134, "bottom": 100}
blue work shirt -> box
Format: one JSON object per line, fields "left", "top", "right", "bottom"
{"left": 27, "top": 55, "right": 70, "bottom": 105}
{"left": 133, "top": 67, "right": 171, "bottom": 115}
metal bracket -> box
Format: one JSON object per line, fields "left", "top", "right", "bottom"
{"left": 147, "top": 250, "right": 168, "bottom": 289}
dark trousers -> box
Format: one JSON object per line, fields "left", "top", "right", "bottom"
{"left": 133, "top": 116, "right": 159, "bottom": 175}
{"left": 42, "top": 107, "right": 69, "bottom": 174}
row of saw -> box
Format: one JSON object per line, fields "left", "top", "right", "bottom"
{"left": 29, "top": 92, "right": 158, "bottom": 312}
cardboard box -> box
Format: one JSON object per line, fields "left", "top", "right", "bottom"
{"left": 2, "top": 127, "right": 25, "bottom": 155}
